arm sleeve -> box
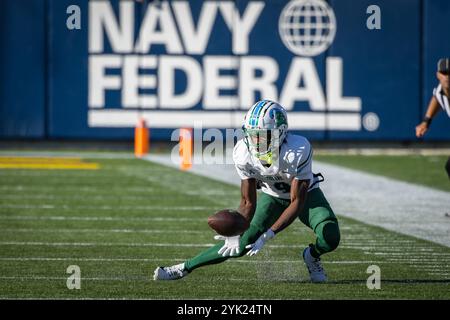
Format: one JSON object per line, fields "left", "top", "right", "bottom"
{"left": 232, "top": 141, "right": 252, "bottom": 180}
{"left": 234, "top": 165, "right": 252, "bottom": 180}
{"left": 295, "top": 143, "right": 313, "bottom": 181}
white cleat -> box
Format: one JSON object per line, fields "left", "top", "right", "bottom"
{"left": 302, "top": 246, "right": 327, "bottom": 283}
{"left": 153, "top": 263, "right": 188, "bottom": 280}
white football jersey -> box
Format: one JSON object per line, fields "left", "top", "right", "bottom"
{"left": 233, "top": 133, "right": 321, "bottom": 199}
{"left": 433, "top": 84, "right": 450, "bottom": 117}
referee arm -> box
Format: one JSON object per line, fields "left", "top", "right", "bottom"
{"left": 416, "top": 96, "right": 441, "bottom": 138}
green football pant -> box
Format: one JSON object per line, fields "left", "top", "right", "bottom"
{"left": 184, "top": 187, "right": 340, "bottom": 272}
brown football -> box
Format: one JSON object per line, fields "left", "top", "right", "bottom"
{"left": 207, "top": 209, "right": 250, "bottom": 237}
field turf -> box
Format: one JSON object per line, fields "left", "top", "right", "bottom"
{"left": 315, "top": 154, "right": 450, "bottom": 192}
{"left": 0, "top": 155, "right": 449, "bottom": 299}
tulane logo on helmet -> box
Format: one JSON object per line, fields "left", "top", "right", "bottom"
{"left": 243, "top": 100, "right": 288, "bottom": 164}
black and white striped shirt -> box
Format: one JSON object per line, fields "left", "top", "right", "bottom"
{"left": 433, "top": 84, "right": 450, "bottom": 117}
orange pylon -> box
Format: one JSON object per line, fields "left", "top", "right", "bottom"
{"left": 179, "top": 128, "right": 193, "bottom": 170}
{"left": 135, "top": 118, "right": 149, "bottom": 158}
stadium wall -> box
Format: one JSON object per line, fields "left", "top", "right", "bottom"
{"left": 0, "top": 0, "right": 449, "bottom": 141}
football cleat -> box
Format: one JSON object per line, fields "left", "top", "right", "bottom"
{"left": 153, "top": 263, "right": 188, "bottom": 280}
{"left": 302, "top": 246, "right": 327, "bottom": 283}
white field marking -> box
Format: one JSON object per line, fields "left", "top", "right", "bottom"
{"left": 341, "top": 243, "right": 433, "bottom": 248}
{"left": 341, "top": 241, "right": 420, "bottom": 244}
{"left": 356, "top": 244, "right": 447, "bottom": 250}
{"left": 402, "top": 267, "right": 450, "bottom": 271}
{"left": 0, "top": 297, "right": 236, "bottom": 301}
{"left": 0, "top": 257, "right": 386, "bottom": 265}
{"left": 0, "top": 241, "right": 214, "bottom": 248}
{"left": 0, "top": 172, "right": 115, "bottom": 177}
{"left": 0, "top": 151, "right": 134, "bottom": 159}
{"left": 339, "top": 246, "right": 433, "bottom": 251}
{"left": 369, "top": 252, "right": 450, "bottom": 256}
{"left": 416, "top": 266, "right": 450, "bottom": 270}
{"left": 0, "top": 228, "right": 206, "bottom": 234}
{"left": 0, "top": 180, "right": 134, "bottom": 186}
{"left": 333, "top": 226, "right": 355, "bottom": 230}
{"left": 0, "top": 204, "right": 218, "bottom": 211}
{"left": 184, "top": 190, "right": 239, "bottom": 196}
{"left": 340, "top": 241, "right": 419, "bottom": 245}
{"left": 336, "top": 235, "right": 378, "bottom": 238}
{"left": 385, "top": 261, "right": 450, "bottom": 265}
{"left": 0, "top": 241, "right": 306, "bottom": 249}
{"left": 0, "top": 276, "right": 148, "bottom": 281}
{"left": 417, "top": 263, "right": 450, "bottom": 268}
{"left": 0, "top": 297, "right": 217, "bottom": 301}
{"left": 0, "top": 215, "right": 205, "bottom": 222}
{"left": 420, "top": 266, "right": 450, "bottom": 270}
{"left": 341, "top": 239, "right": 417, "bottom": 243}
{"left": 386, "top": 259, "right": 450, "bottom": 263}
{"left": 118, "top": 172, "right": 239, "bottom": 208}
{"left": 116, "top": 167, "right": 237, "bottom": 206}
{"left": 390, "top": 264, "right": 450, "bottom": 268}
{"left": 314, "top": 148, "right": 450, "bottom": 156}
{"left": 0, "top": 194, "right": 167, "bottom": 200}
{"left": 0, "top": 257, "right": 183, "bottom": 262}
{"left": 0, "top": 275, "right": 272, "bottom": 283}
{"left": 0, "top": 298, "right": 163, "bottom": 301}
{"left": 0, "top": 186, "right": 158, "bottom": 193}
{"left": 0, "top": 190, "right": 238, "bottom": 200}
{"left": 231, "top": 260, "right": 386, "bottom": 264}
{"left": 342, "top": 248, "right": 433, "bottom": 252}
{"left": 0, "top": 171, "right": 131, "bottom": 177}
{"left": 341, "top": 243, "right": 422, "bottom": 248}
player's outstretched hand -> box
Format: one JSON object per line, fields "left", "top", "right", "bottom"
{"left": 415, "top": 122, "right": 428, "bottom": 138}
{"left": 214, "top": 235, "right": 240, "bottom": 257}
{"left": 245, "top": 229, "right": 275, "bottom": 256}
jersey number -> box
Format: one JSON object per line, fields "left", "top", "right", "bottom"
{"left": 273, "top": 182, "right": 291, "bottom": 193}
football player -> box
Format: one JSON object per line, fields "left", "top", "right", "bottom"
{"left": 154, "top": 100, "right": 341, "bottom": 283}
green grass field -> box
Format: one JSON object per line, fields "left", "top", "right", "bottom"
{"left": 0, "top": 154, "right": 449, "bottom": 299}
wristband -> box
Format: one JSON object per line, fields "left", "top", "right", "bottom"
{"left": 423, "top": 116, "right": 432, "bottom": 127}
{"left": 266, "top": 229, "right": 275, "bottom": 239}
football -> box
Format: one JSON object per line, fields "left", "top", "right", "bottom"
{"left": 207, "top": 209, "right": 250, "bottom": 237}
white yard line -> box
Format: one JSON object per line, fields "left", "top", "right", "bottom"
{"left": 144, "top": 154, "right": 450, "bottom": 248}
{"left": 0, "top": 204, "right": 217, "bottom": 211}
{"left": 0, "top": 151, "right": 134, "bottom": 159}
{"left": 0, "top": 215, "right": 205, "bottom": 222}
{"left": 0, "top": 190, "right": 236, "bottom": 199}
{"left": 0, "top": 257, "right": 175, "bottom": 262}
{"left": 0, "top": 276, "right": 147, "bottom": 281}
{"left": 0, "top": 241, "right": 306, "bottom": 249}
{"left": 0, "top": 257, "right": 384, "bottom": 264}
{"left": 0, "top": 186, "right": 158, "bottom": 193}
{"left": 3, "top": 241, "right": 447, "bottom": 254}
{"left": 0, "top": 228, "right": 206, "bottom": 234}
{"left": 0, "top": 241, "right": 214, "bottom": 247}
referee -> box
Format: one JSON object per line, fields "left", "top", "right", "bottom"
{"left": 416, "top": 58, "right": 450, "bottom": 179}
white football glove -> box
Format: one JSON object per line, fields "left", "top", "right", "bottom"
{"left": 245, "top": 229, "right": 275, "bottom": 256}
{"left": 214, "top": 235, "right": 241, "bottom": 257}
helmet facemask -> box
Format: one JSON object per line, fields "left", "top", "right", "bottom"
{"left": 243, "top": 128, "right": 283, "bottom": 165}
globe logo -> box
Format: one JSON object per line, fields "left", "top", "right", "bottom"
{"left": 279, "top": 0, "right": 337, "bottom": 57}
